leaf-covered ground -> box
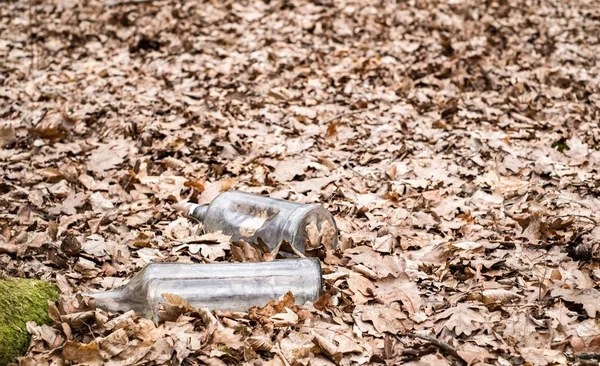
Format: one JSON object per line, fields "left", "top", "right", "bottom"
{"left": 1, "top": 0, "right": 600, "bottom": 364}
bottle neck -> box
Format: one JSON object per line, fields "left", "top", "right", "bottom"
{"left": 190, "top": 204, "right": 208, "bottom": 222}
{"left": 81, "top": 288, "right": 131, "bottom": 313}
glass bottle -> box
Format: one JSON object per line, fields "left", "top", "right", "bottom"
{"left": 183, "top": 191, "right": 338, "bottom": 254}
{"left": 83, "top": 258, "right": 322, "bottom": 321}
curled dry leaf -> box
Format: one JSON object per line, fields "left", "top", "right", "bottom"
{"left": 345, "top": 247, "right": 406, "bottom": 279}
{"left": 172, "top": 232, "right": 232, "bottom": 260}
{"left": 161, "top": 156, "right": 187, "bottom": 170}
{"left": 211, "top": 326, "right": 244, "bottom": 350}
{"left": 352, "top": 304, "right": 408, "bottom": 335}
{"left": 62, "top": 340, "right": 103, "bottom": 364}
{"left": 87, "top": 140, "right": 130, "bottom": 174}
{"left": 157, "top": 293, "right": 196, "bottom": 322}
{"left": 279, "top": 331, "right": 319, "bottom": 361}
{"left": 164, "top": 217, "right": 194, "bottom": 240}
{"left": 552, "top": 288, "right": 600, "bottom": 318}
{"left": 269, "top": 307, "right": 299, "bottom": 327}
{"left": 470, "top": 289, "right": 524, "bottom": 305}
{"left": 247, "top": 336, "right": 274, "bottom": 351}
{"left": 521, "top": 347, "right": 567, "bottom": 366}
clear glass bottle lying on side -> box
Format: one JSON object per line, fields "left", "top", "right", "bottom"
{"left": 180, "top": 191, "right": 338, "bottom": 254}
{"left": 82, "top": 258, "right": 322, "bottom": 321}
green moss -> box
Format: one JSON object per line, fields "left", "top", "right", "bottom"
{"left": 0, "top": 278, "right": 59, "bottom": 366}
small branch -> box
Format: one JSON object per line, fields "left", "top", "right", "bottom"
{"left": 555, "top": 214, "right": 598, "bottom": 225}
{"left": 105, "top": 0, "right": 163, "bottom": 7}
{"left": 488, "top": 239, "right": 518, "bottom": 246}
{"left": 550, "top": 339, "right": 571, "bottom": 349}
{"left": 28, "top": 0, "right": 36, "bottom": 73}
{"left": 289, "top": 244, "right": 306, "bottom": 258}
{"left": 578, "top": 353, "right": 600, "bottom": 360}
{"left": 396, "top": 333, "right": 465, "bottom": 364}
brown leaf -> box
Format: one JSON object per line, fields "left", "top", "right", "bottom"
{"left": 345, "top": 247, "right": 406, "bottom": 279}
{"left": 162, "top": 293, "right": 193, "bottom": 309}
{"left": 97, "top": 328, "right": 129, "bottom": 359}
{"left": 434, "top": 303, "right": 488, "bottom": 337}
{"left": 471, "top": 289, "right": 524, "bottom": 305}
{"left": 270, "top": 307, "right": 299, "bottom": 327}
{"left": 0, "top": 240, "right": 17, "bottom": 254}
{"left": 62, "top": 340, "right": 103, "bottom": 364}
{"left": 373, "top": 274, "right": 423, "bottom": 313}
{"left": 313, "top": 293, "right": 332, "bottom": 311}
{"left": 520, "top": 347, "right": 567, "bottom": 366}
{"left": 60, "top": 234, "right": 81, "bottom": 256}
{"left": 247, "top": 336, "right": 274, "bottom": 352}
{"left": 552, "top": 288, "right": 600, "bottom": 318}
{"left": 157, "top": 302, "right": 187, "bottom": 322}
{"left": 49, "top": 190, "right": 87, "bottom": 215}
{"left": 271, "top": 161, "right": 308, "bottom": 183}
{"left": 231, "top": 240, "right": 263, "bottom": 262}
{"left": 40, "top": 167, "right": 67, "bottom": 183}
{"left": 279, "top": 331, "right": 319, "bottom": 360}
{"left": 211, "top": 326, "right": 244, "bottom": 349}
{"left": 88, "top": 140, "right": 130, "bottom": 173}
{"left": 198, "top": 178, "right": 235, "bottom": 205}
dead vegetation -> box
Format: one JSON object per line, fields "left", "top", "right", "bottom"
{"left": 1, "top": 0, "right": 600, "bottom": 364}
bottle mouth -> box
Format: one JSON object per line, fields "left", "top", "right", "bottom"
{"left": 286, "top": 205, "right": 339, "bottom": 254}
{"left": 174, "top": 202, "right": 209, "bottom": 223}
{"left": 308, "top": 257, "right": 324, "bottom": 296}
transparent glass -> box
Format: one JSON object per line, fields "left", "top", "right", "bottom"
{"left": 187, "top": 191, "right": 338, "bottom": 254}
{"left": 82, "top": 259, "right": 322, "bottom": 320}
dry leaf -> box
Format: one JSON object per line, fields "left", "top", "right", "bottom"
{"left": 521, "top": 347, "right": 567, "bottom": 366}
{"left": 373, "top": 274, "right": 423, "bottom": 313}
{"left": 434, "top": 303, "right": 488, "bottom": 336}
{"left": 270, "top": 307, "right": 299, "bottom": 327}
{"left": 88, "top": 140, "right": 130, "bottom": 173}
{"left": 247, "top": 336, "right": 274, "bottom": 351}
{"left": 279, "top": 331, "right": 319, "bottom": 360}
{"left": 6, "top": 0, "right": 598, "bottom": 364}
{"left": 352, "top": 304, "right": 407, "bottom": 335}
{"left": 553, "top": 288, "right": 600, "bottom": 318}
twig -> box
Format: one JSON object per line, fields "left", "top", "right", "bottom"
{"left": 269, "top": 240, "right": 284, "bottom": 258}
{"left": 488, "top": 239, "right": 518, "bottom": 246}
{"left": 555, "top": 214, "right": 598, "bottom": 225}
{"left": 551, "top": 339, "right": 571, "bottom": 348}
{"left": 342, "top": 153, "right": 369, "bottom": 180}
{"left": 29, "top": 109, "right": 48, "bottom": 129}
{"left": 557, "top": 196, "right": 592, "bottom": 209}
{"left": 395, "top": 333, "right": 465, "bottom": 364}
{"left": 105, "top": 0, "right": 163, "bottom": 7}
{"left": 28, "top": 0, "right": 36, "bottom": 73}
{"left": 288, "top": 244, "right": 306, "bottom": 258}
{"left": 538, "top": 253, "right": 549, "bottom": 301}
{"left": 578, "top": 353, "right": 600, "bottom": 360}
{"left": 301, "top": 325, "right": 370, "bottom": 353}
{"left": 320, "top": 108, "right": 371, "bottom": 125}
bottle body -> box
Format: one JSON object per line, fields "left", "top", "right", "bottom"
{"left": 190, "top": 191, "right": 338, "bottom": 254}
{"left": 83, "top": 259, "right": 322, "bottom": 320}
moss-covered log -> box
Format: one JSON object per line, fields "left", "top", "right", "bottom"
{"left": 0, "top": 278, "right": 58, "bottom": 365}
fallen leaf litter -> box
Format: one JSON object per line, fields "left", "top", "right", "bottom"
{"left": 1, "top": 0, "right": 600, "bottom": 364}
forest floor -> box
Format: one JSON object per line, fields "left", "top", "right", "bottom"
{"left": 1, "top": 0, "right": 600, "bottom": 364}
